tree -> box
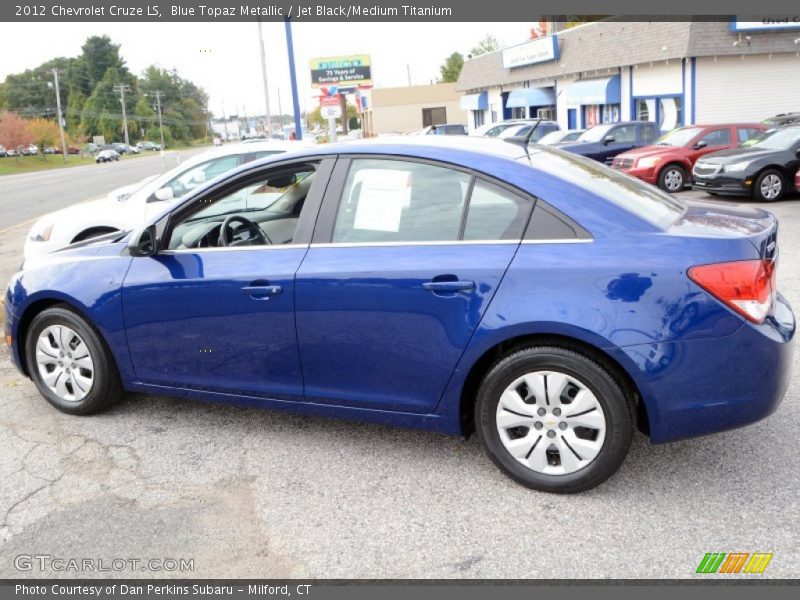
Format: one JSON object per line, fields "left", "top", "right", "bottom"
{"left": 27, "top": 118, "right": 61, "bottom": 156}
{"left": 0, "top": 111, "right": 34, "bottom": 161}
{"left": 470, "top": 35, "right": 499, "bottom": 57}
{"left": 439, "top": 52, "right": 464, "bottom": 83}
{"left": 80, "top": 35, "right": 127, "bottom": 88}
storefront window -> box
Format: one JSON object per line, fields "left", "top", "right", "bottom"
{"left": 585, "top": 105, "right": 601, "bottom": 127}
{"left": 602, "top": 104, "right": 621, "bottom": 124}
{"left": 658, "top": 97, "right": 682, "bottom": 131}
{"left": 473, "top": 110, "right": 485, "bottom": 129}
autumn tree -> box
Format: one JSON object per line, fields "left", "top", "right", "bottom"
{"left": 27, "top": 118, "right": 61, "bottom": 156}
{"left": 0, "top": 111, "right": 34, "bottom": 161}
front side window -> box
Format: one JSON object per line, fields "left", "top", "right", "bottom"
{"left": 332, "top": 159, "right": 470, "bottom": 243}
{"left": 611, "top": 125, "right": 636, "bottom": 143}
{"left": 167, "top": 163, "right": 317, "bottom": 250}
{"left": 698, "top": 128, "right": 731, "bottom": 147}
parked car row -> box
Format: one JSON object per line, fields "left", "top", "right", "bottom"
{"left": 0, "top": 144, "right": 38, "bottom": 157}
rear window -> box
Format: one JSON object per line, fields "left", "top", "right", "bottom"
{"left": 521, "top": 148, "right": 686, "bottom": 229}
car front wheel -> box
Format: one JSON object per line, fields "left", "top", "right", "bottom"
{"left": 658, "top": 164, "right": 686, "bottom": 193}
{"left": 476, "top": 346, "right": 634, "bottom": 493}
{"left": 25, "top": 306, "right": 122, "bottom": 415}
{"left": 753, "top": 169, "right": 784, "bottom": 202}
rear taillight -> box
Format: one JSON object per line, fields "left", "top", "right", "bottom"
{"left": 688, "top": 259, "right": 776, "bottom": 324}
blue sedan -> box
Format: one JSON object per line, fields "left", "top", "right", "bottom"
{"left": 4, "top": 138, "right": 795, "bottom": 493}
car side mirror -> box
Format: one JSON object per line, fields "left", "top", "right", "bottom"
{"left": 148, "top": 187, "right": 174, "bottom": 203}
{"left": 128, "top": 224, "right": 157, "bottom": 257}
{"left": 603, "top": 135, "right": 615, "bottom": 145}
{"left": 694, "top": 140, "right": 708, "bottom": 150}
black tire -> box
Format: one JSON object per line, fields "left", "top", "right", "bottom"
{"left": 752, "top": 169, "right": 785, "bottom": 202}
{"left": 475, "top": 346, "right": 634, "bottom": 493}
{"left": 657, "top": 164, "right": 686, "bottom": 193}
{"left": 24, "top": 305, "right": 122, "bottom": 415}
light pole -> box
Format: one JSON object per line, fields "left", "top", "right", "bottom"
{"left": 257, "top": 19, "right": 273, "bottom": 138}
{"left": 284, "top": 17, "right": 303, "bottom": 141}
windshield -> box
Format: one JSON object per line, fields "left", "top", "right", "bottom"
{"left": 747, "top": 127, "right": 800, "bottom": 150}
{"left": 519, "top": 148, "right": 686, "bottom": 229}
{"left": 655, "top": 127, "right": 701, "bottom": 147}
{"left": 576, "top": 124, "right": 616, "bottom": 143}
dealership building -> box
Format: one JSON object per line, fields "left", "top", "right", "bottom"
{"left": 456, "top": 20, "right": 800, "bottom": 133}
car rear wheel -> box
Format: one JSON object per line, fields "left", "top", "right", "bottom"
{"left": 753, "top": 169, "right": 784, "bottom": 202}
{"left": 25, "top": 306, "right": 122, "bottom": 415}
{"left": 476, "top": 346, "right": 634, "bottom": 493}
{"left": 658, "top": 164, "right": 686, "bottom": 193}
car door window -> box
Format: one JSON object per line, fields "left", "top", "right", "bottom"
{"left": 167, "top": 163, "right": 318, "bottom": 250}
{"left": 641, "top": 124, "right": 658, "bottom": 144}
{"left": 332, "top": 159, "right": 470, "bottom": 243}
{"left": 612, "top": 125, "right": 636, "bottom": 143}
{"left": 463, "top": 181, "right": 529, "bottom": 241}
{"left": 737, "top": 128, "right": 762, "bottom": 144}
{"left": 699, "top": 129, "right": 731, "bottom": 147}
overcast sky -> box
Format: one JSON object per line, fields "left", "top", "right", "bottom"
{"left": 0, "top": 22, "right": 531, "bottom": 117}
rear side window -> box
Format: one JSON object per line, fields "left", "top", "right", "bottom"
{"left": 331, "top": 159, "right": 532, "bottom": 244}
{"left": 333, "top": 159, "right": 469, "bottom": 243}
{"left": 641, "top": 124, "right": 658, "bottom": 144}
{"left": 463, "top": 181, "right": 529, "bottom": 241}
{"left": 737, "top": 127, "right": 763, "bottom": 144}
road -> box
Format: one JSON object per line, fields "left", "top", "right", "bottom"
{"left": 0, "top": 148, "right": 208, "bottom": 231}
{"left": 0, "top": 175, "right": 797, "bottom": 578}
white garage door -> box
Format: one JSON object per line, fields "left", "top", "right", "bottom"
{"left": 695, "top": 54, "right": 800, "bottom": 123}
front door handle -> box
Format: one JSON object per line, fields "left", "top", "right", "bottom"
{"left": 242, "top": 283, "right": 282, "bottom": 299}
{"left": 422, "top": 280, "right": 475, "bottom": 292}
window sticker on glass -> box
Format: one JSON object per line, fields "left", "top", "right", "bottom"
{"left": 351, "top": 169, "right": 412, "bottom": 232}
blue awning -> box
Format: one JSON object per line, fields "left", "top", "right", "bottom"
{"left": 505, "top": 87, "right": 555, "bottom": 108}
{"left": 565, "top": 75, "right": 621, "bottom": 105}
{"left": 460, "top": 92, "right": 488, "bottom": 111}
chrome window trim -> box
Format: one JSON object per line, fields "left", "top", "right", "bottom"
{"left": 308, "top": 238, "right": 593, "bottom": 249}
{"left": 159, "top": 244, "right": 308, "bottom": 254}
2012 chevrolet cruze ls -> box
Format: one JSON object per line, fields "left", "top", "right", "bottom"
{"left": 4, "top": 138, "right": 795, "bottom": 493}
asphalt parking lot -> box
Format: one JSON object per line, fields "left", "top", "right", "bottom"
{"left": 0, "top": 186, "right": 798, "bottom": 579}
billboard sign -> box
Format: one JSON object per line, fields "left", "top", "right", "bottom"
{"left": 311, "top": 55, "right": 372, "bottom": 87}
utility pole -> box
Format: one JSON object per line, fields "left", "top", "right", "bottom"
{"left": 113, "top": 83, "right": 131, "bottom": 147}
{"left": 407, "top": 64, "right": 412, "bottom": 86}
{"left": 150, "top": 90, "right": 166, "bottom": 155}
{"left": 51, "top": 69, "right": 68, "bottom": 163}
{"left": 257, "top": 19, "right": 273, "bottom": 138}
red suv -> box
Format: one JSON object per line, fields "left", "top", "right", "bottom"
{"left": 611, "top": 123, "right": 766, "bottom": 192}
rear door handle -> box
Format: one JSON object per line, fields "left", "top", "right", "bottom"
{"left": 242, "top": 284, "right": 282, "bottom": 299}
{"left": 422, "top": 280, "right": 475, "bottom": 292}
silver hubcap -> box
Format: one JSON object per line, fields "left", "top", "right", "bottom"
{"left": 760, "top": 174, "right": 782, "bottom": 199}
{"left": 35, "top": 325, "right": 94, "bottom": 402}
{"left": 496, "top": 371, "right": 606, "bottom": 475}
{"left": 664, "top": 168, "right": 683, "bottom": 191}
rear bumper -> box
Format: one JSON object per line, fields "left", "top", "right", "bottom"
{"left": 613, "top": 294, "right": 795, "bottom": 443}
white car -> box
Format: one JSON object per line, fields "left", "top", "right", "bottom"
{"left": 24, "top": 140, "right": 312, "bottom": 260}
